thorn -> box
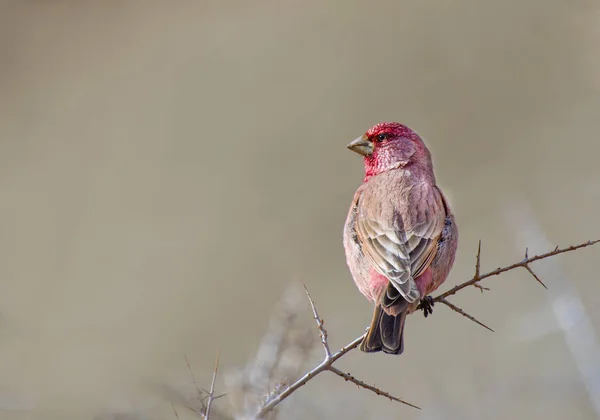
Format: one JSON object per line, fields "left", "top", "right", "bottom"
{"left": 524, "top": 247, "right": 529, "bottom": 259}
{"left": 328, "top": 366, "right": 421, "bottom": 409}
{"left": 524, "top": 264, "right": 548, "bottom": 289}
{"left": 474, "top": 240, "right": 482, "bottom": 278}
{"left": 439, "top": 297, "right": 494, "bottom": 332}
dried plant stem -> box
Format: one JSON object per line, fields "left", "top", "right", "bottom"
{"left": 255, "top": 286, "right": 419, "bottom": 418}
{"left": 436, "top": 240, "right": 599, "bottom": 302}
{"left": 304, "top": 286, "right": 331, "bottom": 358}
{"left": 328, "top": 366, "right": 420, "bottom": 409}
{"left": 184, "top": 353, "right": 205, "bottom": 417}
{"left": 438, "top": 297, "right": 494, "bottom": 332}
{"left": 204, "top": 352, "right": 220, "bottom": 420}
{"left": 254, "top": 239, "right": 599, "bottom": 417}
{"left": 425, "top": 239, "right": 600, "bottom": 331}
{"left": 255, "top": 334, "right": 365, "bottom": 418}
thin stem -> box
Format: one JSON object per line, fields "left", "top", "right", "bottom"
{"left": 439, "top": 297, "right": 494, "bottom": 332}
{"left": 434, "top": 239, "right": 600, "bottom": 302}
{"left": 524, "top": 264, "right": 547, "bottom": 289}
{"left": 254, "top": 239, "right": 599, "bottom": 418}
{"left": 304, "top": 285, "right": 331, "bottom": 358}
{"left": 328, "top": 366, "right": 420, "bottom": 409}
{"left": 255, "top": 335, "right": 365, "bottom": 418}
{"left": 475, "top": 240, "right": 482, "bottom": 278}
{"left": 185, "top": 353, "right": 205, "bottom": 411}
{"left": 204, "top": 351, "right": 220, "bottom": 419}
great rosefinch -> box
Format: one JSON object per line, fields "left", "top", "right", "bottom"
{"left": 343, "top": 122, "right": 458, "bottom": 354}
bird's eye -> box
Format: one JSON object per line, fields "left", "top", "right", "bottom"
{"left": 377, "top": 134, "right": 388, "bottom": 141}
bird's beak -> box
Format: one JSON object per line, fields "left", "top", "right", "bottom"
{"left": 347, "top": 136, "right": 374, "bottom": 157}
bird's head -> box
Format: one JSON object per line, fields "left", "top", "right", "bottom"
{"left": 347, "top": 122, "right": 432, "bottom": 179}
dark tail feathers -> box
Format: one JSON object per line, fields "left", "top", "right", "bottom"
{"left": 360, "top": 303, "right": 407, "bottom": 355}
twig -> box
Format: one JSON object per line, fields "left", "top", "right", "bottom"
{"left": 472, "top": 240, "right": 490, "bottom": 293}
{"left": 255, "top": 334, "right": 365, "bottom": 418}
{"left": 251, "top": 239, "right": 599, "bottom": 417}
{"left": 328, "top": 366, "right": 421, "bottom": 409}
{"left": 438, "top": 297, "right": 494, "bottom": 332}
{"left": 425, "top": 240, "right": 599, "bottom": 330}
{"left": 473, "top": 283, "right": 490, "bottom": 293}
{"left": 474, "top": 239, "right": 482, "bottom": 278}
{"left": 185, "top": 353, "right": 205, "bottom": 415}
{"left": 304, "top": 285, "right": 331, "bottom": 358}
{"left": 256, "top": 287, "right": 418, "bottom": 418}
{"left": 204, "top": 351, "right": 220, "bottom": 420}
{"left": 435, "top": 239, "right": 599, "bottom": 302}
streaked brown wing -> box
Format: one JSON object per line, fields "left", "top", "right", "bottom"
{"left": 355, "top": 184, "right": 445, "bottom": 304}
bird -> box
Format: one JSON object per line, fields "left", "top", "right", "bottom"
{"left": 343, "top": 122, "right": 458, "bottom": 354}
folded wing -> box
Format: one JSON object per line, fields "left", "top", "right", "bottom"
{"left": 355, "top": 181, "right": 446, "bottom": 305}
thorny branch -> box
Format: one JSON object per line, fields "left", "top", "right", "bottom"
{"left": 254, "top": 286, "right": 419, "bottom": 418}
{"left": 437, "top": 297, "right": 494, "bottom": 332}
{"left": 184, "top": 353, "right": 205, "bottom": 417}
{"left": 254, "top": 333, "right": 367, "bottom": 418}
{"left": 328, "top": 366, "right": 420, "bottom": 407}
{"left": 204, "top": 352, "right": 221, "bottom": 419}
{"left": 304, "top": 286, "right": 331, "bottom": 358}
{"left": 426, "top": 239, "right": 600, "bottom": 331}
{"left": 253, "top": 239, "right": 599, "bottom": 418}
{"left": 437, "top": 240, "right": 599, "bottom": 301}
{"left": 175, "top": 239, "right": 597, "bottom": 419}
{"left": 180, "top": 352, "right": 223, "bottom": 419}
{"left": 472, "top": 240, "right": 489, "bottom": 293}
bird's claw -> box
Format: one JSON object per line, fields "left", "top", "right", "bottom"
{"left": 420, "top": 296, "right": 434, "bottom": 318}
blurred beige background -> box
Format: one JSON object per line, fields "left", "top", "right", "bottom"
{"left": 1, "top": 1, "right": 600, "bottom": 419}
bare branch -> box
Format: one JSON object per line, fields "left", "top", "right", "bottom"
{"left": 228, "top": 239, "right": 600, "bottom": 418}
{"left": 255, "top": 332, "right": 366, "bottom": 418}
{"left": 327, "top": 334, "right": 367, "bottom": 364}
{"left": 471, "top": 241, "right": 489, "bottom": 293}
{"left": 438, "top": 297, "right": 494, "bottom": 332}
{"left": 474, "top": 239, "right": 482, "bottom": 278}
{"left": 304, "top": 285, "right": 331, "bottom": 358}
{"left": 185, "top": 353, "right": 205, "bottom": 413}
{"left": 328, "top": 366, "right": 421, "bottom": 409}
{"left": 256, "top": 287, "right": 422, "bottom": 418}
{"left": 434, "top": 239, "right": 600, "bottom": 302}
{"left": 204, "top": 351, "right": 220, "bottom": 420}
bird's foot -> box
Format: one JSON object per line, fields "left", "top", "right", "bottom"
{"left": 419, "top": 296, "right": 434, "bottom": 318}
